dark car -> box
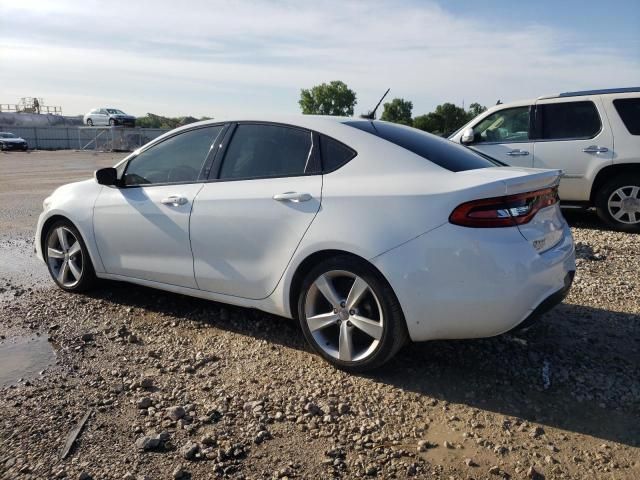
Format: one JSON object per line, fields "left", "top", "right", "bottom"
{"left": 0, "top": 132, "right": 28, "bottom": 151}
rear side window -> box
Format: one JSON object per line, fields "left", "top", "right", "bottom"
{"left": 220, "top": 124, "right": 314, "bottom": 180}
{"left": 344, "top": 120, "right": 500, "bottom": 172}
{"left": 613, "top": 98, "right": 640, "bottom": 135}
{"left": 536, "top": 101, "right": 601, "bottom": 140}
{"left": 320, "top": 135, "right": 356, "bottom": 172}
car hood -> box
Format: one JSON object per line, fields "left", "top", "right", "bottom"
{"left": 1, "top": 137, "right": 26, "bottom": 143}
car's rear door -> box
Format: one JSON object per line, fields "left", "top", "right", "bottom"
{"left": 467, "top": 105, "right": 534, "bottom": 167}
{"left": 190, "top": 122, "right": 322, "bottom": 299}
{"left": 93, "top": 125, "right": 225, "bottom": 287}
{"left": 532, "top": 98, "right": 613, "bottom": 201}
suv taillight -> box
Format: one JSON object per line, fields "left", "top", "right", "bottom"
{"left": 449, "top": 187, "right": 559, "bottom": 228}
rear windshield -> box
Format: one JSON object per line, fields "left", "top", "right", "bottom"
{"left": 344, "top": 120, "right": 500, "bottom": 172}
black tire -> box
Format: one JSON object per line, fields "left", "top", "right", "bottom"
{"left": 87, "top": 118, "right": 93, "bottom": 126}
{"left": 297, "top": 255, "right": 408, "bottom": 372}
{"left": 595, "top": 174, "right": 640, "bottom": 233}
{"left": 44, "top": 219, "right": 97, "bottom": 292}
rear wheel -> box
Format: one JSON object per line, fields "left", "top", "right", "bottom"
{"left": 595, "top": 175, "right": 640, "bottom": 233}
{"left": 87, "top": 118, "right": 93, "bottom": 126}
{"left": 297, "top": 255, "right": 408, "bottom": 372}
{"left": 44, "top": 220, "right": 96, "bottom": 292}
{"left": 109, "top": 119, "right": 115, "bottom": 126}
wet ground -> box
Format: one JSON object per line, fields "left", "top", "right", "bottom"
{"left": 0, "top": 334, "right": 56, "bottom": 387}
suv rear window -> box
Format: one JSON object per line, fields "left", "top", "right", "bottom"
{"left": 343, "top": 120, "right": 500, "bottom": 172}
{"left": 613, "top": 98, "right": 640, "bottom": 135}
{"left": 536, "top": 101, "right": 601, "bottom": 140}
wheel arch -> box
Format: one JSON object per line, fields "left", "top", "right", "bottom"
{"left": 590, "top": 163, "right": 640, "bottom": 203}
{"left": 287, "top": 249, "right": 403, "bottom": 321}
{"left": 40, "top": 214, "right": 97, "bottom": 269}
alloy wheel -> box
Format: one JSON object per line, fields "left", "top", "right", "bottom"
{"left": 46, "top": 227, "right": 84, "bottom": 288}
{"left": 304, "top": 270, "right": 384, "bottom": 362}
{"left": 607, "top": 185, "right": 640, "bottom": 224}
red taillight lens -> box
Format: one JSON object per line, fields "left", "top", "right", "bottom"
{"left": 450, "top": 187, "right": 559, "bottom": 228}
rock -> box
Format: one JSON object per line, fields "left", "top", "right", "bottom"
{"left": 137, "top": 397, "right": 152, "bottom": 409}
{"left": 489, "top": 465, "right": 501, "bottom": 475}
{"left": 530, "top": 426, "right": 545, "bottom": 438}
{"left": 172, "top": 466, "right": 188, "bottom": 479}
{"left": 464, "top": 458, "right": 478, "bottom": 467}
{"left": 181, "top": 442, "right": 200, "bottom": 460}
{"left": 81, "top": 333, "right": 94, "bottom": 342}
{"left": 140, "top": 377, "right": 154, "bottom": 389}
{"left": 78, "top": 473, "right": 92, "bottom": 480}
{"left": 135, "top": 436, "right": 160, "bottom": 451}
{"left": 167, "top": 406, "right": 186, "bottom": 421}
{"left": 527, "top": 465, "right": 544, "bottom": 479}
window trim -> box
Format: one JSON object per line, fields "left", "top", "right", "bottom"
{"left": 119, "top": 123, "right": 228, "bottom": 188}
{"left": 531, "top": 100, "right": 603, "bottom": 142}
{"left": 612, "top": 98, "right": 640, "bottom": 136}
{"left": 207, "top": 121, "right": 323, "bottom": 183}
{"left": 469, "top": 105, "right": 534, "bottom": 146}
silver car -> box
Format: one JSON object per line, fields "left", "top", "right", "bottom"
{"left": 83, "top": 108, "right": 136, "bottom": 127}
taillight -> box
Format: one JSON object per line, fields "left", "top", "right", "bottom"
{"left": 450, "top": 187, "right": 559, "bottom": 228}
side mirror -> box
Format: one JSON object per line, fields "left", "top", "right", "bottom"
{"left": 95, "top": 167, "right": 118, "bottom": 186}
{"left": 460, "top": 127, "right": 475, "bottom": 145}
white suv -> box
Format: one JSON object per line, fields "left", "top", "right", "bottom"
{"left": 450, "top": 87, "right": 640, "bottom": 232}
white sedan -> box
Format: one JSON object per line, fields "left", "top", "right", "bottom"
{"left": 36, "top": 116, "right": 576, "bottom": 371}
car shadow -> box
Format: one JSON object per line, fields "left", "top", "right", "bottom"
{"left": 561, "top": 206, "right": 608, "bottom": 231}
{"left": 87, "top": 281, "right": 639, "bottom": 448}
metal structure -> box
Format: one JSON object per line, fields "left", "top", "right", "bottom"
{"left": 0, "top": 97, "right": 63, "bottom": 114}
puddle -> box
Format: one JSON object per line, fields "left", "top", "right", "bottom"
{"left": 0, "top": 334, "right": 56, "bottom": 387}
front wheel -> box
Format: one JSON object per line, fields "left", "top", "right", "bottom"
{"left": 297, "top": 256, "right": 408, "bottom": 372}
{"left": 87, "top": 118, "right": 93, "bottom": 126}
{"left": 109, "top": 119, "right": 115, "bottom": 126}
{"left": 44, "top": 220, "right": 96, "bottom": 292}
{"left": 595, "top": 175, "right": 640, "bottom": 233}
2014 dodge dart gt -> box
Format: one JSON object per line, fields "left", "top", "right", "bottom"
{"left": 36, "top": 116, "right": 576, "bottom": 371}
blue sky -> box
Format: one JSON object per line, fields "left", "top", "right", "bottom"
{"left": 1, "top": 0, "right": 638, "bottom": 118}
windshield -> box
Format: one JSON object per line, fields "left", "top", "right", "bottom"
{"left": 344, "top": 120, "right": 501, "bottom": 172}
{"left": 106, "top": 109, "right": 126, "bottom": 115}
{"left": 0, "top": 133, "right": 16, "bottom": 139}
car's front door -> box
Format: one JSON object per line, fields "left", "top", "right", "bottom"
{"left": 93, "top": 125, "right": 225, "bottom": 287}
{"left": 96, "top": 109, "right": 110, "bottom": 125}
{"left": 191, "top": 123, "right": 322, "bottom": 299}
{"left": 467, "top": 106, "right": 534, "bottom": 167}
{"left": 532, "top": 98, "right": 613, "bottom": 201}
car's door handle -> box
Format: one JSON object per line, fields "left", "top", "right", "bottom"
{"left": 161, "top": 195, "right": 188, "bottom": 206}
{"left": 583, "top": 145, "right": 609, "bottom": 153}
{"left": 507, "top": 149, "right": 530, "bottom": 156}
{"left": 272, "top": 192, "right": 312, "bottom": 202}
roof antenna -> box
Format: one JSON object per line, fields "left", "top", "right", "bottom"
{"left": 360, "top": 88, "right": 390, "bottom": 119}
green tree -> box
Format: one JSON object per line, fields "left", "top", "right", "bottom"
{"left": 299, "top": 81, "right": 357, "bottom": 116}
{"left": 413, "top": 112, "right": 443, "bottom": 134}
{"left": 380, "top": 98, "right": 413, "bottom": 125}
{"left": 467, "top": 102, "right": 487, "bottom": 120}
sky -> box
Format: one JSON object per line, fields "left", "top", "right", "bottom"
{"left": 1, "top": 0, "right": 639, "bottom": 118}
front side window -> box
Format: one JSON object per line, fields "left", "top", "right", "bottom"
{"left": 123, "top": 126, "right": 222, "bottom": 186}
{"left": 472, "top": 107, "right": 530, "bottom": 143}
{"left": 536, "top": 101, "right": 601, "bottom": 140}
{"left": 219, "top": 124, "right": 314, "bottom": 180}
{"left": 613, "top": 98, "right": 640, "bottom": 135}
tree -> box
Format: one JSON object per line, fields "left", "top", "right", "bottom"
{"left": 380, "top": 98, "right": 413, "bottom": 126}
{"left": 299, "top": 81, "right": 357, "bottom": 116}
{"left": 413, "top": 112, "right": 443, "bottom": 133}
{"left": 467, "top": 102, "right": 487, "bottom": 120}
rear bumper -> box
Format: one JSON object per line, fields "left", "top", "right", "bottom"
{"left": 372, "top": 221, "right": 576, "bottom": 342}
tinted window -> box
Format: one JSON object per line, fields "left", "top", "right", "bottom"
{"left": 472, "top": 107, "right": 530, "bottom": 143}
{"left": 613, "top": 98, "right": 640, "bottom": 135}
{"left": 537, "top": 101, "right": 601, "bottom": 140}
{"left": 320, "top": 135, "right": 356, "bottom": 172}
{"left": 344, "top": 121, "right": 500, "bottom": 172}
{"left": 220, "top": 124, "right": 314, "bottom": 179}
{"left": 123, "top": 126, "right": 222, "bottom": 186}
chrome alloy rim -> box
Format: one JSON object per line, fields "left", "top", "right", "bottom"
{"left": 46, "top": 227, "right": 83, "bottom": 288}
{"left": 608, "top": 186, "right": 640, "bottom": 224}
{"left": 304, "top": 270, "right": 384, "bottom": 362}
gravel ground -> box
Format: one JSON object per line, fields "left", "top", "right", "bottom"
{"left": 0, "top": 152, "right": 639, "bottom": 479}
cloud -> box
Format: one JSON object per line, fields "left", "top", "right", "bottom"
{"left": 1, "top": 0, "right": 638, "bottom": 117}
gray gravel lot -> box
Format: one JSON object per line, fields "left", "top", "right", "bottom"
{"left": 1, "top": 151, "right": 638, "bottom": 479}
